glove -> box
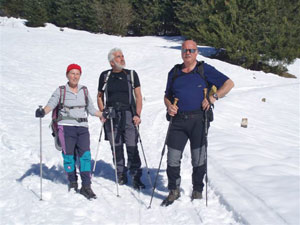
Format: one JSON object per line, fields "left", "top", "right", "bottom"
{"left": 102, "top": 107, "right": 115, "bottom": 119}
{"left": 35, "top": 107, "right": 45, "bottom": 118}
{"left": 102, "top": 109, "right": 109, "bottom": 119}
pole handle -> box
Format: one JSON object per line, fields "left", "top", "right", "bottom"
{"left": 173, "top": 98, "right": 179, "bottom": 106}
{"left": 203, "top": 88, "right": 208, "bottom": 99}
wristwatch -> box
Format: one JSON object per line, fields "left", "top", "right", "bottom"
{"left": 212, "top": 93, "right": 219, "bottom": 100}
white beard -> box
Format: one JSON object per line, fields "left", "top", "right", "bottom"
{"left": 114, "top": 61, "right": 125, "bottom": 70}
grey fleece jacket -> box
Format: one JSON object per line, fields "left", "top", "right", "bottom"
{"left": 46, "top": 83, "right": 97, "bottom": 127}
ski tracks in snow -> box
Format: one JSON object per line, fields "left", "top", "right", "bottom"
{"left": 209, "top": 157, "right": 289, "bottom": 225}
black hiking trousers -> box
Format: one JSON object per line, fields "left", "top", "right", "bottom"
{"left": 166, "top": 110, "right": 207, "bottom": 192}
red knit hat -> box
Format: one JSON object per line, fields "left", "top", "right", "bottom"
{"left": 66, "top": 64, "right": 82, "bottom": 74}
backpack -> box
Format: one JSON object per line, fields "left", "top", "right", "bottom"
{"left": 50, "top": 85, "right": 89, "bottom": 151}
{"left": 101, "top": 70, "right": 136, "bottom": 141}
{"left": 168, "top": 61, "right": 209, "bottom": 97}
{"left": 102, "top": 69, "right": 136, "bottom": 112}
{"left": 166, "top": 61, "right": 214, "bottom": 122}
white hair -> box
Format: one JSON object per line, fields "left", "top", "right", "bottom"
{"left": 108, "top": 48, "right": 123, "bottom": 62}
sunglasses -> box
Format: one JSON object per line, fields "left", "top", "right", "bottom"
{"left": 182, "top": 49, "right": 197, "bottom": 53}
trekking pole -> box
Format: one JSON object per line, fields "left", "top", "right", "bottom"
{"left": 38, "top": 105, "right": 43, "bottom": 201}
{"left": 135, "top": 125, "right": 153, "bottom": 188}
{"left": 204, "top": 88, "right": 209, "bottom": 207}
{"left": 148, "top": 98, "right": 178, "bottom": 209}
{"left": 109, "top": 107, "right": 120, "bottom": 197}
{"left": 92, "top": 124, "right": 104, "bottom": 177}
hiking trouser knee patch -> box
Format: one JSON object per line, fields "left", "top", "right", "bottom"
{"left": 167, "top": 147, "right": 182, "bottom": 167}
{"left": 191, "top": 146, "right": 206, "bottom": 167}
{"left": 79, "top": 151, "right": 91, "bottom": 172}
{"left": 62, "top": 154, "right": 75, "bottom": 172}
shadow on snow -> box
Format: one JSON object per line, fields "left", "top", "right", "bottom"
{"left": 16, "top": 159, "right": 169, "bottom": 200}
{"left": 16, "top": 163, "right": 68, "bottom": 184}
{"left": 93, "top": 159, "right": 168, "bottom": 200}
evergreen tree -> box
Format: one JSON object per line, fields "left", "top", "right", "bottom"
{"left": 47, "top": 0, "right": 98, "bottom": 32}
{"left": 0, "top": 0, "right": 25, "bottom": 17}
{"left": 129, "top": 0, "right": 160, "bottom": 35}
{"left": 175, "top": 0, "right": 300, "bottom": 73}
{"left": 46, "top": 0, "right": 72, "bottom": 27}
{"left": 95, "top": 0, "right": 133, "bottom": 36}
{"left": 156, "top": 0, "right": 180, "bottom": 35}
{"left": 129, "top": 0, "right": 179, "bottom": 36}
{"left": 24, "top": 0, "right": 48, "bottom": 27}
{"left": 261, "top": 0, "right": 300, "bottom": 64}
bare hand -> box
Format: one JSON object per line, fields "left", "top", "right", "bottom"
{"left": 167, "top": 104, "right": 178, "bottom": 116}
{"left": 100, "top": 116, "right": 106, "bottom": 123}
{"left": 133, "top": 115, "right": 141, "bottom": 126}
{"left": 202, "top": 96, "right": 215, "bottom": 111}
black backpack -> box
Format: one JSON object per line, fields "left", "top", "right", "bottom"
{"left": 101, "top": 70, "right": 137, "bottom": 141}
{"left": 101, "top": 69, "right": 137, "bottom": 113}
{"left": 166, "top": 61, "right": 214, "bottom": 121}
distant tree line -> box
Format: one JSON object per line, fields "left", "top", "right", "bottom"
{"left": 1, "top": 0, "right": 299, "bottom": 76}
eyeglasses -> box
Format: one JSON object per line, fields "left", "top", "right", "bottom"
{"left": 182, "top": 49, "right": 197, "bottom": 53}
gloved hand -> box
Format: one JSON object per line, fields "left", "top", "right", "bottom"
{"left": 102, "top": 108, "right": 109, "bottom": 119}
{"left": 35, "top": 107, "right": 45, "bottom": 118}
{"left": 102, "top": 107, "right": 116, "bottom": 119}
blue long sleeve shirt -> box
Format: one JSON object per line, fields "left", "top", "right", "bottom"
{"left": 165, "top": 62, "right": 229, "bottom": 112}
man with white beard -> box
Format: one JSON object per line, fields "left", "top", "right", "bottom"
{"left": 97, "top": 48, "right": 145, "bottom": 189}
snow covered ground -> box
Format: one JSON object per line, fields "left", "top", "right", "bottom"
{"left": 0, "top": 17, "right": 299, "bottom": 225}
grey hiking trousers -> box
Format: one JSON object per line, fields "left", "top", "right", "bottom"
{"left": 104, "top": 110, "right": 142, "bottom": 178}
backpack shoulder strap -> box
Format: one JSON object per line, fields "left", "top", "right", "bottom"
{"left": 126, "top": 70, "right": 135, "bottom": 104}
{"left": 58, "top": 85, "right": 66, "bottom": 109}
{"left": 102, "top": 70, "right": 111, "bottom": 106}
{"left": 101, "top": 70, "right": 111, "bottom": 92}
{"left": 130, "top": 70, "right": 136, "bottom": 103}
{"left": 130, "top": 70, "right": 135, "bottom": 89}
{"left": 166, "top": 64, "right": 181, "bottom": 101}
{"left": 196, "top": 61, "right": 210, "bottom": 89}
{"left": 127, "top": 70, "right": 138, "bottom": 116}
{"left": 82, "top": 86, "right": 89, "bottom": 106}
{"left": 196, "top": 61, "right": 205, "bottom": 79}
{"left": 171, "top": 64, "right": 183, "bottom": 83}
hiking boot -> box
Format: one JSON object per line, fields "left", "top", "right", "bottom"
{"left": 80, "top": 185, "right": 97, "bottom": 200}
{"left": 191, "top": 190, "right": 203, "bottom": 201}
{"left": 118, "top": 174, "right": 128, "bottom": 185}
{"left": 68, "top": 181, "right": 78, "bottom": 192}
{"left": 132, "top": 177, "right": 145, "bottom": 190}
{"left": 161, "top": 188, "right": 180, "bottom": 206}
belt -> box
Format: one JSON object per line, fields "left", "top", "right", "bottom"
{"left": 175, "top": 109, "right": 203, "bottom": 120}
{"left": 107, "top": 102, "right": 131, "bottom": 111}
{"left": 58, "top": 116, "right": 88, "bottom": 123}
